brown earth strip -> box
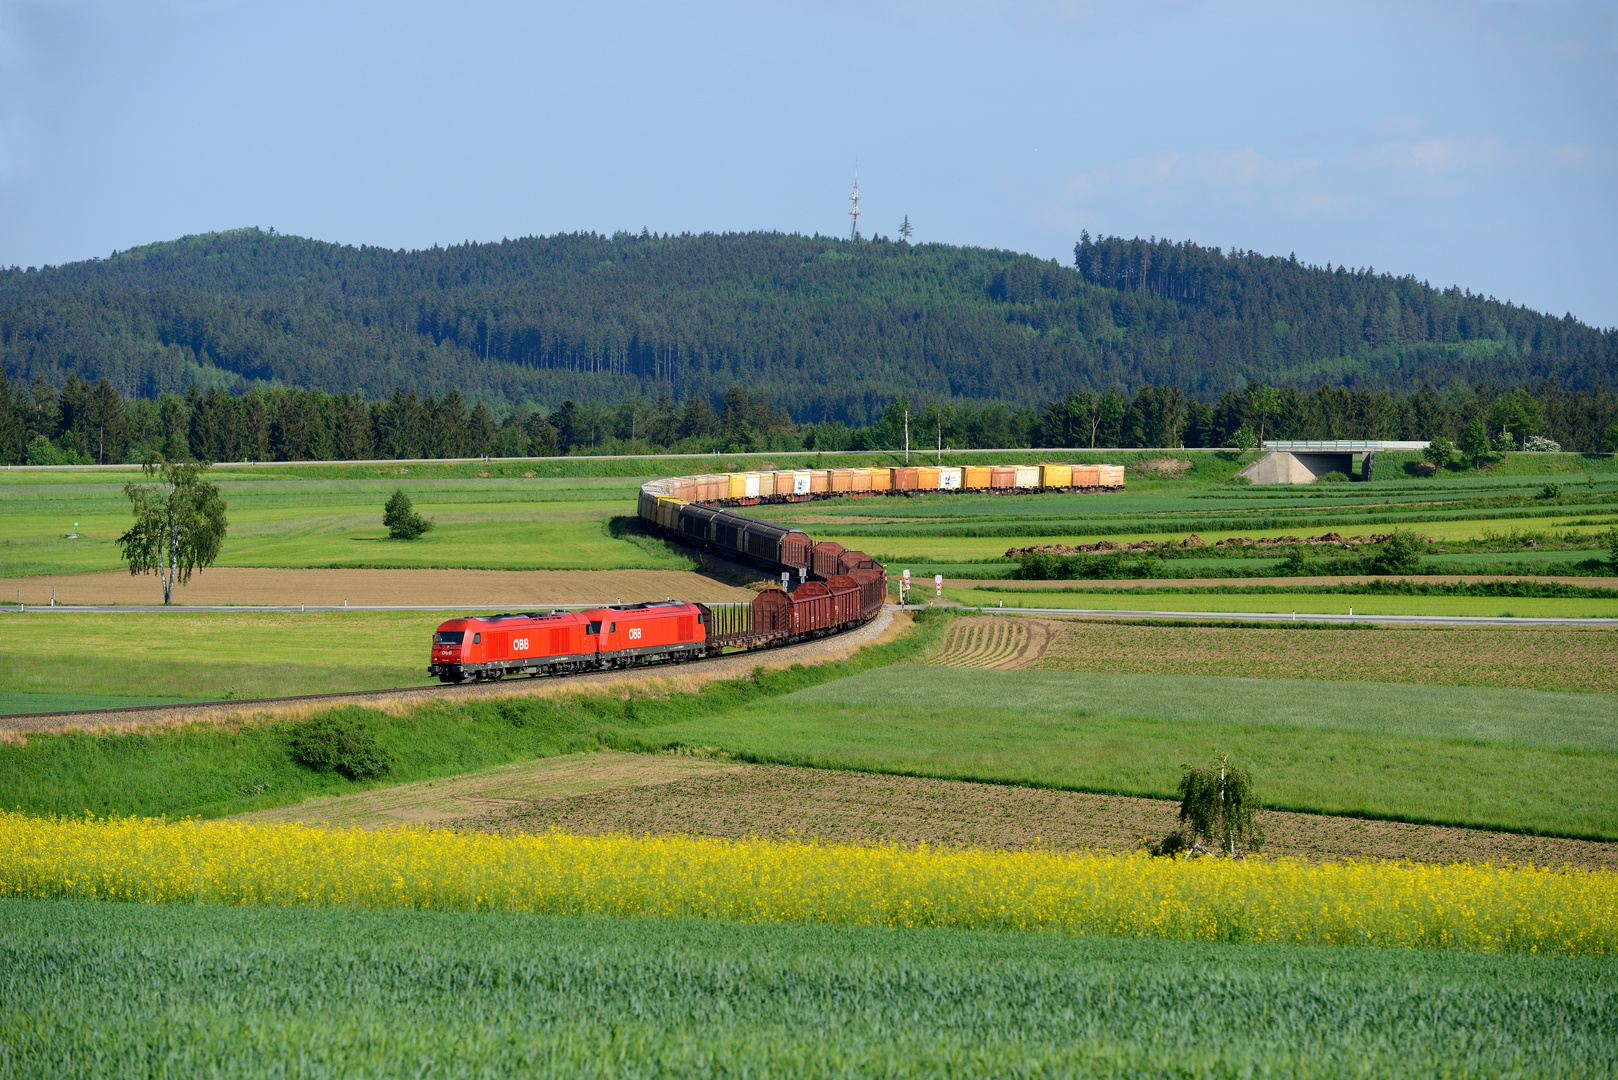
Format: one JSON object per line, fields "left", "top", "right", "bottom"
{"left": 0, "top": 608, "right": 903, "bottom": 739}
{"left": 0, "top": 568, "right": 756, "bottom": 608}
{"left": 447, "top": 756, "right": 1618, "bottom": 870}
{"left": 923, "top": 614, "right": 1618, "bottom": 693}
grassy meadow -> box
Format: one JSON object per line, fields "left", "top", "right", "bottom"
{"left": 0, "top": 611, "right": 457, "bottom": 709}
{"left": 624, "top": 665, "right": 1618, "bottom": 839}
{"left": 8, "top": 901, "right": 1612, "bottom": 1079}
{"left": 2, "top": 451, "right": 1615, "bottom": 585}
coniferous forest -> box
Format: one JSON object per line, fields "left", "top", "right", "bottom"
{"left": 1, "top": 226, "right": 1615, "bottom": 463}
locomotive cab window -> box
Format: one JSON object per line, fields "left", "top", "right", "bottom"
{"left": 434, "top": 632, "right": 464, "bottom": 645}
{"left": 472, "top": 633, "right": 481, "bottom": 644}
{"left": 608, "top": 623, "right": 616, "bottom": 633}
{"left": 587, "top": 621, "right": 602, "bottom": 635}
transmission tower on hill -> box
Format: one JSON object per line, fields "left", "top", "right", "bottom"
{"left": 848, "top": 164, "right": 861, "bottom": 241}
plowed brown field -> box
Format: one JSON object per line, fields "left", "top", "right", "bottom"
{"left": 2, "top": 568, "right": 754, "bottom": 607}
{"left": 243, "top": 751, "right": 1618, "bottom": 868}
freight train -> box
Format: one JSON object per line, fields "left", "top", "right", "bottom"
{"left": 429, "top": 573, "right": 882, "bottom": 683}
{"left": 431, "top": 459, "right": 1125, "bottom": 684}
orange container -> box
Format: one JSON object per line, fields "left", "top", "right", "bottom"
{"left": 1098, "top": 465, "right": 1126, "bottom": 488}
{"left": 809, "top": 470, "right": 829, "bottom": 494}
{"left": 668, "top": 478, "right": 697, "bottom": 501}
{"left": 989, "top": 466, "right": 1017, "bottom": 489}
{"left": 829, "top": 469, "right": 854, "bottom": 493}
{"left": 892, "top": 467, "right": 918, "bottom": 491}
{"left": 870, "top": 468, "right": 892, "bottom": 492}
{"left": 915, "top": 467, "right": 940, "bottom": 490}
{"left": 962, "top": 465, "right": 993, "bottom": 490}
{"left": 851, "top": 468, "right": 873, "bottom": 492}
{"left": 1071, "top": 465, "right": 1101, "bottom": 488}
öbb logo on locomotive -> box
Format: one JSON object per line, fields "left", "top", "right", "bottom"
{"left": 428, "top": 460, "right": 1121, "bottom": 684}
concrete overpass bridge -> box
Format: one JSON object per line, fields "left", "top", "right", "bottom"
{"left": 1237, "top": 441, "right": 1431, "bottom": 484}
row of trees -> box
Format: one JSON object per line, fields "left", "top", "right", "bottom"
{"left": 4, "top": 371, "right": 1613, "bottom": 465}
{"left": 3, "top": 228, "right": 1613, "bottom": 424}
{"left": 1036, "top": 380, "right": 1618, "bottom": 451}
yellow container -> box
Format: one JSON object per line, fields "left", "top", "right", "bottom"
{"left": 727, "top": 473, "right": 748, "bottom": 499}
{"left": 915, "top": 467, "right": 941, "bottom": 490}
{"left": 870, "top": 468, "right": 893, "bottom": 492}
{"left": 962, "top": 465, "right": 993, "bottom": 490}
{"left": 1040, "top": 464, "right": 1072, "bottom": 489}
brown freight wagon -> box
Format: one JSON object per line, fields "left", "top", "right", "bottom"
{"left": 892, "top": 467, "right": 919, "bottom": 491}
{"left": 990, "top": 466, "right": 1017, "bottom": 489}
{"left": 820, "top": 576, "right": 866, "bottom": 627}
{"left": 809, "top": 470, "right": 830, "bottom": 494}
{"left": 752, "top": 588, "right": 792, "bottom": 634}
{"left": 848, "top": 566, "right": 886, "bottom": 617}
{"left": 811, "top": 541, "right": 847, "bottom": 580}
{"left": 837, "top": 549, "right": 875, "bottom": 574}
{"left": 668, "top": 478, "right": 698, "bottom": 501}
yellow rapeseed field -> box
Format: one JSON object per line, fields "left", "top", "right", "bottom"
{"left": 2, "top": 812, "right": 1613, "bottom": 953}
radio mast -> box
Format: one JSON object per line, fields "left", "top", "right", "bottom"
{"left": 848, "top": 164, "right": 861, "bottom": 241}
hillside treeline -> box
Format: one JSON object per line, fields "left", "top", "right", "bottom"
{"left": 4, "top": 371, "right": 1613, "bottom": 466}
{"left": 1, "top": 228, "right": 1612, "bottom": 424}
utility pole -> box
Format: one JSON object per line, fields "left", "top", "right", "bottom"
{"left": 937, "top": 421, "right": 942, "bottom": 466}
{"left": 904, "top": 407, "right": 910, "bottom": 464}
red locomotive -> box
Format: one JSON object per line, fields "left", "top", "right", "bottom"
{"left": 429, "top": 568, "right": 885, "bottom": 684}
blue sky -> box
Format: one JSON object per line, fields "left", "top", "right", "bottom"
{"left": 2, "top": 0, "right": 1614, "bottom": 324}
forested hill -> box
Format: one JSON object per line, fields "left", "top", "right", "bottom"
{"left": 1, "top": 228, "right": 1612, "bottom": 423}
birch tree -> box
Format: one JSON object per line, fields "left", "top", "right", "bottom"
{"left": 117, "top": 456, "right": 228, "bottom": 604}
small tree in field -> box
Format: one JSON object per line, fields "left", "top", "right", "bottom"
{"left": 1176, "top": 754, "right": 1264, "bottom": 856}
{"left": 384, "top": 489, "right": 434, "bottom": 540}
{"left": 1422, "top": 435, "right": 1454, "bottom": 468}
{"left": 1232, "top": 425, "right": 1259, "bottom": 453}
{"left": 117, "top": 455, "right": 227, "bottom": 605}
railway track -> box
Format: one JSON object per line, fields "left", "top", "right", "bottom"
{"left": 0, "top": 607, "right": 898, "bottom": 736}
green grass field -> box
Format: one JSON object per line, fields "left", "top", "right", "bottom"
{"left": 943, "top": 587, "right": 1618, "bottom": 617}
{"left": 7, "top": 900, "right": 1610, "bottom": 1080}
{"left": 0, "top": 611, "right": 455, "bottom": 703}
{"left": 4, "top": 453, "right": 1615, "bottom": 582}
{"left": 0, "top": 469, "right": 693, "bottom": 576}
{"left": 622, "top": 665, "right": 1618, "bottom": 838}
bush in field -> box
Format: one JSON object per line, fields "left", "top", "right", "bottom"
{"left": 1523, "top": 435, "right": 1561, "bottom": 453}
{"left": 1422, "top": 436, "right": 1455, "bottom": 467}
{"left": 1372, "top": 531, "right": 1425, "bottom": 575}
{"left": 1606, "top": 527, "right": 1618, "bottom": 573}
{"left": 288, "top": 711, "right": 393, "bottom": 780}
{"left": 384, "top": 489, "right": 433, "bottom": 540}
{"left": 1174, "top": 754, "right": 1264, "bottom": 856}
{"left": 1316, "top": 470, "right": 1349, "bottom": 482}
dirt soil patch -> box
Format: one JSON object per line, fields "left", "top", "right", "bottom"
{"left": 447, "top": 755, "right": 1618, "bottom": 870}
{"left": 239, "top": 752, "right": 747, "bottom": 828}
{"left": 1, "top": 568, "right": 755, "bottom": 608}
{"left": 935, "top": 616, "right": 1053, "bottom": 668}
